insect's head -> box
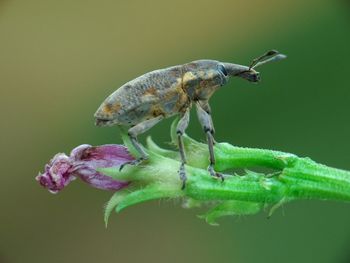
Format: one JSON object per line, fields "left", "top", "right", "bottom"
{"left": 221, "top": 50, "right": 286, "bottom": 83}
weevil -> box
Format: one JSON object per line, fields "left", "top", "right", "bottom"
{"left": 94, "top": 50, "right": 286, "bottom": 189}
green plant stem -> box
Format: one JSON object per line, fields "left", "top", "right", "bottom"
{"left": 185, "top": 143, "right": 350, "bottom": 204}
{"left": 214, "top": 142, "right": 297, "bottom": 170}
{"left": 102, "top": 130, "right": 350, "bottom": 224}
{"left": 281, "top": 159, "right": 350, "bottom": 201}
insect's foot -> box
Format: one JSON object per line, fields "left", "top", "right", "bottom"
{"left": 208, "top": 165, "right": 224, "bottom": 182}
{"left": 119, "top": 157, "right": 146, "bottom": 171}
{"left": 178, "top": 163, "right": 187, "bottom": 190}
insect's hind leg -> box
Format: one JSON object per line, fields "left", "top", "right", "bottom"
{"left": 176, "top": 109, "right": 190, "bottom": 189}
{"left": 195, "top": 102, "right": 224, "bottom": 181}
{"left": 119, "top": 116, "right": 164, "bottom": 171}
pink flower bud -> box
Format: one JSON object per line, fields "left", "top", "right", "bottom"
{"left": 36, "top": 144, "right": 133, "bottom": 193}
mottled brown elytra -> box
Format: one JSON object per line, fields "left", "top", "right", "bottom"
{"left": 94, "top": 50, "right": 286, "bottom": 189}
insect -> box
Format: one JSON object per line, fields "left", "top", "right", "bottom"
{"left": 94, "top": 50, "right": 286, "bottom": 189}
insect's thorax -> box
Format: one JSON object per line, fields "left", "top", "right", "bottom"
{"left": 181, "top": 60, "right": 227, "bottom": 101}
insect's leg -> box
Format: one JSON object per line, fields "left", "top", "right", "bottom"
{"left": 119, "top": 116, "right": 164, "bottom": 171}
{"left": 195, "top": 101, "right": 224, "bottom": 181}
{"left": 198, "top": 100, "right": 216, "bottom": 143}
{"left": 176, "top": 109, "right": 190, "bottom": 189}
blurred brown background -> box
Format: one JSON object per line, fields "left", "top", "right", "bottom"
{"left": 1, "top": 0, "right": 350, "bottom": 262}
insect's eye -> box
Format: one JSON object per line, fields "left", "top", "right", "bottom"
{"left": 218, "top": 64, "right": 228, "bottom": 76}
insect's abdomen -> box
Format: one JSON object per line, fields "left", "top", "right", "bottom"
{"left": 95, "top": 65, "right": 189, "bottom": 126}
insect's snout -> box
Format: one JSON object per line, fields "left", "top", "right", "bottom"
{"left": 237, "top": 69, "right": 260, "bottom": 83}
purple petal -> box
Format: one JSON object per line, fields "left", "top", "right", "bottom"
{"left": 70, "top": 144, "right": 134, "bottom": 168}
{"left": 36, "top": 153, "right": 76, "bottom": 193}
{"left": 78, "top": 168, "right": 130, "bottom": 191}
{"left": 37, "top": 144, "right": 133, "bottom": 193}
{"left": 70, "top": 144, "right": 91, "bottom": 160}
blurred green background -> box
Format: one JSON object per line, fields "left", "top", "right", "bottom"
{"left": 1, "top": 0, "right": 350, "bottom": 262}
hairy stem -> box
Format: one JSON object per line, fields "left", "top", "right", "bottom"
{"left": 184, "top": 153, "right": 350, "bottom": 204}
{"left": 101, "top": 128, "right": 350, "bottom": 224}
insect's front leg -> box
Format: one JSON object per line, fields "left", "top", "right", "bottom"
{"left": 120, "top": 116, "right": 164, "bottom": 171}
{"left": 195, "top": 101, "right": 224, "bottom": 181}
{"left": 176, "top": 108, "right": 190, "bottom": 189}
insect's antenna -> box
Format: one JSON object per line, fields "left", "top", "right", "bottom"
{"left": 249, "top": 50, "right": 287, "bottom": 70}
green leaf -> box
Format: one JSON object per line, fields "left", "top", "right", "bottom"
{"left": 116, "top": 184, "right": 182, "bottom": 212}
{"left": 119, "top": 126, "right": 148, "bottom": 158}
{"left": 199, "top": 200, "right": 262, "bottom": 225}
{"left": 104, "top": 190, "right": 129, "bottom": 227}
{"left": 146, "top": 136, "right": 178, "bottom": 160}
{"left": 170, "top": 117, "right": 180, "bottom": 146}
